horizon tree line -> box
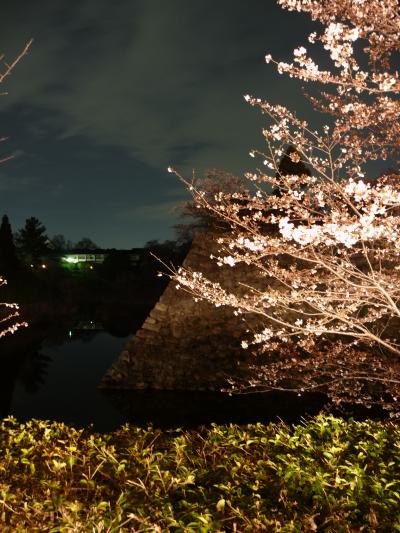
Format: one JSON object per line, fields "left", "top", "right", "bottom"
{"left": 0, "top": 212, "right": 190, "bottom": 277}
{"left": 0, "top": 214, "right": 102, "bottom": 274}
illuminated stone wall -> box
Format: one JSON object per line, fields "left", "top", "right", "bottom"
{"left": 100, "top": 232, "right": 259, "bottom": 390}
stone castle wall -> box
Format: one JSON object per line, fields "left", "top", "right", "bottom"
{"left": 100, "top": 233, "right": 263, "bottom": 390}
{"left": 100, "top": 229, "right": 400, "bottom": 392}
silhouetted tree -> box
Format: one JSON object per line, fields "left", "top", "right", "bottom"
{"left": 174, "top": 169, "right": 247, "bottom": 244}
{"left": 16, "top": 217, "right": 49, "bottom": 265}
{"left": 74, "top": 238, "right": 98, "bottom": 250}
{"left": 143, "top": 239, "right": 189, "bottom": 276}
{"left": 0, "top": 214, "right": 19, "bottom": 277}
{"left": 273, "top": 146, "right": 311, "bottom": 198}
{"left": 50, "top": 234, "right": 73, "bottom": 253}
{"left": 276, "top": 145, "right": 311, "bottom": 179}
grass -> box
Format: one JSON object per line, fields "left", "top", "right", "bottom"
{"left": 0, "top": 414, "right": 399, "bottom": 531}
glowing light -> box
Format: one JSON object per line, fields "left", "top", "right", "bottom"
{"left": 63, "top": 256, "right": 79, "bottom": 264}
{"left": 41, "top": 264, "right": 46, "bottom": 269}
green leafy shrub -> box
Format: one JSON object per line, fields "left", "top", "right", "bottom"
{"left": 0, "top": 415, "right": 399, "bottom": 531}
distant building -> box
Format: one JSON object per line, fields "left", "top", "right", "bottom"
{"left": 57, "top": 248, "right": 144, "bottom": 268}
{"left": 61, "top": 250, "right": 106, "bottom": 265}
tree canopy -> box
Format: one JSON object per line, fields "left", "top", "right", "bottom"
{"left": 16, "top": 217, "right": 49, "bottom": 265}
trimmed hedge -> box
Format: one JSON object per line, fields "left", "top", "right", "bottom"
{"left": 0, "top": 415, "right": 399, "bottom": 531}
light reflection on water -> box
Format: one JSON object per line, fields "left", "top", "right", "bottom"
{"left": 3, "top": 330, "right": 129, "bottom": 431}
{"left": 1, "top": 326, "right": 333, "bottom": 432}
{"left": 7, "top": 319, "right": 383, "bottom": 431}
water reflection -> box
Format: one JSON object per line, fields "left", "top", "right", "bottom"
{"left": 17, "top": 350, "right": 51, "bottom": 395}
{"left": 74, "top": 319, "right": 103, "bottom": 331}
{"left": 0, "top": 341, "right": 51, "bottom": 418}
{"left": 0, "top": 326, "right": 328, "bottom": 431}
{"left": 0, "top": 321, "right": 386, "bottom": 432}
{"left": 0, "top": 321, "right": 130, "bottom": 430}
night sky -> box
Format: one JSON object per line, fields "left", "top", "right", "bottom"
{"left": 0, "top": 0, "right": 317, "bottom": 248}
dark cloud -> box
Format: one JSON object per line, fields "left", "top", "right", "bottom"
{"left": 0, "top": 0, "right": 317, "bottom": 246}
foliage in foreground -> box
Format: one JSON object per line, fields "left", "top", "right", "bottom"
{"left": 0, "top": 415, "right": 400, "bottom": 531}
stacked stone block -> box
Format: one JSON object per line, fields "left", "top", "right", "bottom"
{"left": 100, "top": 233, "right": 255, "bottom": 390}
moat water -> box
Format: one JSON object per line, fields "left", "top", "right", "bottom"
{"left": 1, "top": 323, "right": 378, "bottom": 432}
{"left": 1, "top": 327, "right": 128, "bottom": 431}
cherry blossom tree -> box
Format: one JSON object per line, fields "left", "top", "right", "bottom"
{"left": 0, "top": 40, "right": 32, "bottom": 338}
{"left": 168, "top": 0, "right": 400, "bottom": 411}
